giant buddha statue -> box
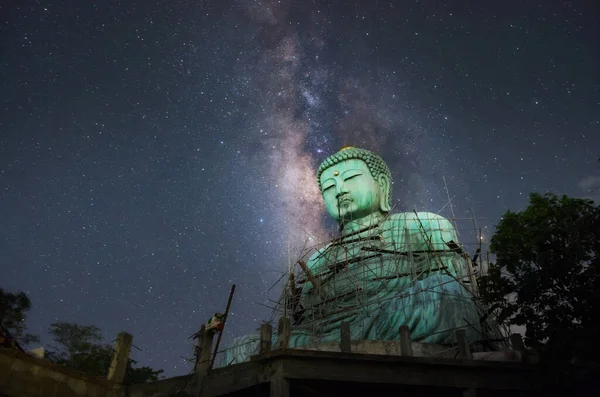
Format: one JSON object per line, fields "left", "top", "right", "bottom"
{"left": 220, "top": 147, "right": 481, "bottom": 366}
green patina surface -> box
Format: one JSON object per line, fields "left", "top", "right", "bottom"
{"left": 220, "top": 147, "right": 481, "bottom": 366}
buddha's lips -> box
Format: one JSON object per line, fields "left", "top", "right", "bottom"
{"left": 338, "top": 196, "right": 353, "bottom": 204}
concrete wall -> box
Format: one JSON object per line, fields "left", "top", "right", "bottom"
{"left": 0, "top": 348, "right": 123, "bottom": 397}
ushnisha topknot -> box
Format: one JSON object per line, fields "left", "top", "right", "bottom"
{"left": 317, "top": 146, "right": 393, "bottom": 209}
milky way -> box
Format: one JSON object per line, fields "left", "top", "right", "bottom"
{"left": 238, "top": 0, "right": 452, "bottom": 248}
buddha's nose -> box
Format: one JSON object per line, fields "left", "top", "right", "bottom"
{"left": 335, "top": 183, "right": 349, "bottom": 197}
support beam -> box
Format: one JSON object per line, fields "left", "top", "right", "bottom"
{"left": 260, "top": 323, "right": 273, "bottom": 354}
{"left": 107, "top": 332, "right": 133, "bottom": 383}
{"left": 339, "top": 322, "right": 351, "bottom": 353}
{"left": 404, "top": 228, "right": 416, "bottom": 284}
{"left": 298, "top": 261, "right": 320, "bottom": 290}
{"left": 455, "top": 329, "right": 472, "bottom": 359}
{"left": 278, "top": 317, "right": 291, "bottom": 349}
{"left": 399, "top": 325, "right": 413, "bottom": 356}
{"left": 209, "top": 284, "right": 236, "bottom": 372}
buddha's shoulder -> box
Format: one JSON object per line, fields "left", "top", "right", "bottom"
{"left": 383, "top": 212, "right": 455, "bottom": 229}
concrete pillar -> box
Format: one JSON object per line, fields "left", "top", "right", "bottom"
{"left": 278, "top": 317, "right": 291, "bottom": 349}
{"left": 270, "top": 376, "right": 290, "bottom": 397}
{"left": 339, "top": 322, "right": 351, "bottom": 353}
{"left": 260, "top": 323, "right": 273, "bottom": 354}
{"left": 455, "top": 329, "right": 472, "bottom": 359}
{"left": 107, "top": 332, "right": 133, "bottom": 383}
{"left": 510, "top": 333, "right": 526, "bottom": 362}
{"left": 510, "top": 333, "right": 525, "bottom": 351}
{"left": 399, "top": 325, "right": 413, "bottom": 356}
{"left": 463, "top": 388, "right": 477, "bottom": 397}
{"left": 194, "top": 325, "right": 214, "bottom": 374}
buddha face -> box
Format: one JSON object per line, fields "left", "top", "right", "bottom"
{"left": 319, "top": 158, "right": 385, "bottom": 223}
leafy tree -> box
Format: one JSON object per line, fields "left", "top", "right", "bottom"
{"left": 47, "top": 322, "right": 163, "bottom": 384}
{"left": 48, "top": 322, "right": 103, "bottom": 362}
{"left": 124, "top": 360, "right": 165, "bottom": 385}
{"left": 0, "top": 287, "right": 40, "bottom": 345}
{"left": 479, "top": 193, "right": 600, "bottom": 362}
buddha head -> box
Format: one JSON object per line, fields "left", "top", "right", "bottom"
{"left": 317, "top": 147, "right": 393, "bottom": 228}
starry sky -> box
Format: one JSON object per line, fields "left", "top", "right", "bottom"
{"left": 1, "top": 0, "right": 598, "bottom": 376}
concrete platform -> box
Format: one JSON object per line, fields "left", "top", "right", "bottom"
{"left": 128, "top": 348, "right": 544, "bottom": 397}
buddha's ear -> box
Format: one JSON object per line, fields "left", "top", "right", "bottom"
{"left": 378, "top": 174, "right": 392, "bottom": 212}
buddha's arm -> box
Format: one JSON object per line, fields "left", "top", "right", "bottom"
{"left": 388, "top": 212, "right": 469, "bottom": 279}
{"left": 402, "top": 212, "right": 460, "bottom": 251}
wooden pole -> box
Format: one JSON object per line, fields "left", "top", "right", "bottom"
{"left": 208, "top": 284, "right": 236, "bottom": 372}
{"left": 297, "top": 260, "right": 320, "bottom": 290}
{"left": 399, "top": 325, "right": 413, "bottom": 356}
{"left": 404, "top": 228, "right": 416, "bottom": 284}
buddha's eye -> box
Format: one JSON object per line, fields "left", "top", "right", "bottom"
{"left": 322, "top": 184, "right": 335, "bottom": 191}
{"left": 344, "top": 172, "right": 362, "bottom": 181}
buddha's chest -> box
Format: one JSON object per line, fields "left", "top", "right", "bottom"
{"left": 321, "top": 235, "right": 382, "bottom": 265}
{"left": 306, "top": 230, "right": 410, "bottom": 295}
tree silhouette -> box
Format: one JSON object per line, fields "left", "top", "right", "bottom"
{"left": 0, "top": 288, "right": 39, "bottom": 345}
{"left": 479, "top": 193, "right": 600, "bottom": 362}
{"left": 47, "top": 322, "right": 164, "bottom": 384}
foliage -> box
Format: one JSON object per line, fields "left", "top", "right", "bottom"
{"left": 0, "top": 287, "right": 40, "bottom": 345}
{"left": 47, "top": 322, "right": 163, "bottom": 384}
{"left": 48, "top": 322, "right": 103, "bottom": 361}
{"left": 479, "top": 193, "right": 600, "bottom": 362}
{"left": 124, "top": 360, "right": 165, "bottom": 385}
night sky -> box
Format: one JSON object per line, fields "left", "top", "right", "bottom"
{"left": 1, "top": 0, "right": 598, "bottom": 376}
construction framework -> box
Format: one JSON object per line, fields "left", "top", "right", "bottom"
{"left": 214, "top": 199, "right": 510, "bottom": 367}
